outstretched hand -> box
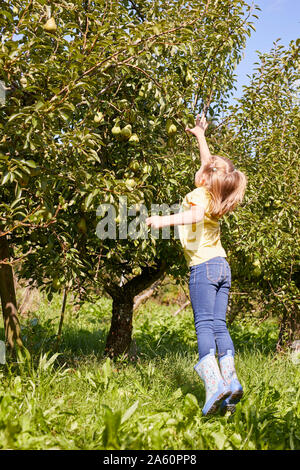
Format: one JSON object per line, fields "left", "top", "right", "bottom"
{"left": 146, "top": 215, "right": 163, "bottom": 229}
{"left": 185, "top": 113, "right": 209, "bottom": 137}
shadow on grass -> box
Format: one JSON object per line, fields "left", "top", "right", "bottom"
{"left": 1, "top": 314, "right": 278, "bottom": 368}
{"left": 229, "top": 321, "right": 278, "bottom": 355}
{"left": 58, "top": 327, "right": 107, "bottom": 360}
{"left": 133, "top": 320, "right": 278, "bottom": 361}
{"left": 0, "top": 322, "right": 108, "bottom": 367}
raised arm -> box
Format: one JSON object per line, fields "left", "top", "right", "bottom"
{"left": 185, "top": 113, "right": 212, "bottom": 166}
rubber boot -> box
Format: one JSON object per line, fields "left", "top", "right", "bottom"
{"left": 194, "top": 349, "right": 231, "bottom": 416}
{"left": 219, "top": 349, "right": 243, "bottom": 415}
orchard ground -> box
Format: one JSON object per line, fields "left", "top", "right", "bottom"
{"left": 0, "top": 282, "right": 299, "bottom": 450}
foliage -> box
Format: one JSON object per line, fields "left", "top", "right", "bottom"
{"left": 0, "top": 0, "right": 258, "bottom": 299}
{"left": 212, "top": 39, "right": 300, "bottom": 345}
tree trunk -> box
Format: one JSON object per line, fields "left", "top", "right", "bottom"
{"left": 277, "top": 307, "right": 300, "bottom": 351}
{"left": 104, "top": 260, "right": 166, "bottom": 358}
{"left": 0, "top": 234, "right": 23, "bottom": 350}
{"left": 55, "top": 287, "right": 68, "bottom": 351}
{"left": 105, "top": 293, "right": 134, "bottom": 358}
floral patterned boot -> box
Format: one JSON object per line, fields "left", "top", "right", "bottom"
{"left": 194, "top": 349, "right": 231, "bottom": 416}
{"left": 219, "top": 350, "right": 243, "bottom": 415}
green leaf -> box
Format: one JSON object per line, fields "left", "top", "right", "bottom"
{"left": 59, "top": 110, "right": 70, "bottom": 121}
{"left": 0, "top": 9, "right": 13, "bottom": 22}
{"left": 212, "top": 431, "right": 227, "bottom": 450}
{"left": 84, "top": 192, "right": 94, "bottom": 210}
{"left": 8, "top": 113, "right": 24, "bottom": 123}
{"left": 23, "top": 160, "right": 37, "bottom": 168}
{"left": 121, "top": 400, "right": 139, "bottom": 424}
{"left": 34, "top": 101, "right": 45, "bottom": 111}
{"left": 1, "top": 172, "right": 11, "bottom": 185}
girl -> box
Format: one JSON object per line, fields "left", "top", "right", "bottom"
{"left": 146, "top": 113, "right": 247, "bottom": 416}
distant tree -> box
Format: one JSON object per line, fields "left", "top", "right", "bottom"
{"left": 213, "top": 39, "right": 300, "bottom": 348}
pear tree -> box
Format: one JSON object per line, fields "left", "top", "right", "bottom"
{"left": 0, "top": 0, "right": 258, "bottom": 355}
{"left": 212, "top": 39, "right": 300, "bottom": 347}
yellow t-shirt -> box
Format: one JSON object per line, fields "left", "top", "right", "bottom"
{"left": 178, "top": 186, "right": 226, "bottom": 267}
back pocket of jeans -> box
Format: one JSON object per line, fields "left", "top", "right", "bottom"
{"left": 206, "top": 263, "right": 223, "bottom": 283}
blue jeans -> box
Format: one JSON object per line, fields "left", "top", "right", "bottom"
{"left": 189, "top": 256, "right": 235, "bottom": 360}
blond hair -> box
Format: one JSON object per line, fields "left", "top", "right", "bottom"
{"left": 195, "top": 155, "right": 247, "bottom": 218}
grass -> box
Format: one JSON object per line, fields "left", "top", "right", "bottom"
{"left": 0, "top": 291, "right": 299, "bottom": 450}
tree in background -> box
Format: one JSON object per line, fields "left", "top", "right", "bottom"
{"left": 213, "top": 39, "right": 299, "bottom": 348}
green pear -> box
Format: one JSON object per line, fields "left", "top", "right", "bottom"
{"left": 253, "top": 266, "right": 262, "bottom": 278}
{"left": 52, "top": 277, "right": 62, "bottom": 291}
{"left": 167, "top": 124, "right": 177, "bottom": 135}
{"left": 43, "top": 17, "right": 57, "bottom": 33}
{"left": 128, "top": 133, "right": 139, "bottom": 145}
{"left": 77, "top": 217, "right": 87, "bottom": 234}
{"left": 94, "top": 112, "right": 104, "bottom": 123}
{"left": 121, "top": 124, "right": 132, "bottom": 140}
{"left": 252, "top": 259, "right": 262, "bottom": 277}
{"left": 166, "top": 119, "right": 177, "bottom": 135}
{"left": 111, "top": 125, "right": 121, "bottom": 136}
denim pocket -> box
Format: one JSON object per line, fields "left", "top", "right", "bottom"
{"left": 206, "top": 262, "right": 224, "bottom": 283}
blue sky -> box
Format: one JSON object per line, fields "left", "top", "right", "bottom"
{"left": 233, "top": 0, "right": 300, "bottom": 99}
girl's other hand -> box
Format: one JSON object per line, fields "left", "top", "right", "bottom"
{"left": 185, "top": 112, "right": 208, "bottom": 136}
{"left": 146, "top": 215, "right": 163, "bottom": 229}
